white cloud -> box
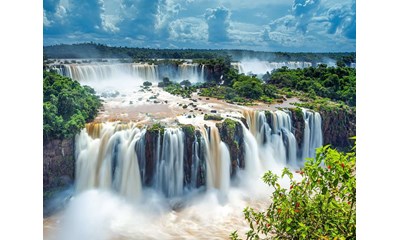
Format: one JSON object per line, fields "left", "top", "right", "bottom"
{"left": 205, "top": 6, "right": 231, "bottom": 42}
{"left": 43, "top": 11, "right": 52, "bottom": 27}
{"left": 168, "top": 17, "right": 208, "bottom": 42}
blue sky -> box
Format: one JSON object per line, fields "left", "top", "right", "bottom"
{"left": 43, "top": 0, "right": 356, "bottom": 52}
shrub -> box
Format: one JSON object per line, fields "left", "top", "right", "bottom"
{"left": 180, "top": 80, "right": 192, "bottom": 87}
{"left": 143, "top": 81, "right": 153, "bottom": 87}
{"left": 231, "top": 139, "right": 356, "bottom": 240}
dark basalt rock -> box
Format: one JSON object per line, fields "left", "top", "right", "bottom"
{"left": 43, "top": 138, "right": 75, "bottom": 197}
{"left": 216, "top": 119, "right": 245, "bottom": 177}
{"left": 319, "top": 108, "right": 356, "bottom": 151}
{"left": 288, "top": 107, "right": 305, "bottom": 150}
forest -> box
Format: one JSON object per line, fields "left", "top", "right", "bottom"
{"left": 43, "top": 71, "right": 102, "bottom": 142}
{"left": 43, "top": 42, "right": 355, "bottom": 65}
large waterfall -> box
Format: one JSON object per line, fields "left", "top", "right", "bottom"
{"left": 74, "top": 108, "right": 323, "bottom": 201}
{"left": 49, "top": 62, "right": 205, "bottom": 83}
{"left": 53, "top": 63, "right": 159, "bottom": 83}
{"left": 55, "top": 108, "right": 324, "bottom": 239}
{"left": 75, "top": 122, "right": 144, "bottom": 202}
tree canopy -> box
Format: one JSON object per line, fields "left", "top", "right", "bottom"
{"left": 43, "top": 71, "right": 102, "bottom": 141}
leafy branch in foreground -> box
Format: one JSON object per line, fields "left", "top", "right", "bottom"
{"left": 231, "top": 138, "right": 356, "bottom": 240}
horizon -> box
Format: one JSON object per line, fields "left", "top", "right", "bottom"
{"left": 43, "top": 42, "right": 356, "bottom": 54}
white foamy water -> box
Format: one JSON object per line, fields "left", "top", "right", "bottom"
{"left": 44, "top": 62, "right": 323, "bottom": 240}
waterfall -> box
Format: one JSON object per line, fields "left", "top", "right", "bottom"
{"left": 75, "top": 122, "right": 144, "bottom": 202}
{"left": 74, "top": 108, "right": 323, "bottom": 202}
{"left": 235, "top": 60, "right": 312, "bottom": 76}
{"left": 153, "top": 128, "right": 185, "bottom": 198}
{"left": 49, "top": 62, "right": 208, "bottom": 83}
{"left": 52, "top": 63, "right": 159, "bottom": 82}
{"left": 178, "top": 63, "right": 204, "bottom": 83}
{"left": 200, "top": 126, "right": 231, "bottom": 193}
{"left": 243, "top": 110, "right": 299, "bottom": 167}
{"left": 301, "top": 109, "right": 323, "bottom": 160}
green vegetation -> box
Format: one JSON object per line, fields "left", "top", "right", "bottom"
{"left": 233, "top": 75, "right": 264, "bottom": 99}
{"left": 180, "top": 124, "right": 195, "bottom": 137}
{"left": 163, "top": 83, "right": 197, "bottom": 98}
{"left": 269, "top": 64, "right": 356, "bottom": 106}
{"left": 158, "top": 77, "right": 173, "bottom": 87}
{"left": 231, "top": 139, "right": 356, "bottom": 240}
{"left": 44, "top": 43, "right": 355, "bottom": 65}
{"left": 143, "top": 81, "right": 152, "bottom": 87}
{"left": 216, "top": 118, "right": 238, "bottom": 140}
{"left": 43, "top": 71, "right": 102, "bottom": 141}
{"left": 147, "top": 123, "right": 165, "bottom": 135}
{"left": 204, "top": 114, "right": 224, "bottom": 121}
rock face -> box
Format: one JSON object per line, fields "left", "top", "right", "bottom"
{"left": 204, "top": 64, "right": 224, "bottom": 81}
{"left": 143, "top": 127, "right": 161, "bottom": 186}
{"left": 216, "top": 119, "right": 245, "bottom": 177}
{"left": 288, "top": 108, "right": 305, "bottom": 150}
{"left": 319, "top": 108, "right": 356, "bottom": 150}
{"left": 43, "top": 138, "right": 75, "bottom": 192}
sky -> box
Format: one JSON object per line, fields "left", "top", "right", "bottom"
{"left": 44, "top": 0, "right": 356, "bottom": 52}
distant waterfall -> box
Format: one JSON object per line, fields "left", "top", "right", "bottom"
{"left": 75, "top": 122, "right": 144, "bottom": 202}
{"left": 301, "top": 109, "right": 323, "bottom": 160}
{"left": 233, "top": 61, "right": 312, "bottom": 76}
{"left": 50, "top": 62, "right": 207, "bottom": 83}
{"left": 53, "top": 63, "right": 159, "bottom": 82}
{"left": 178, "top": 63, "right": 205, "bottom": 83}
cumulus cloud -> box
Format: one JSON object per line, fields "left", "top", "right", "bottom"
{"left": 204, "top": 6, "right": 231, "bottom": 42}
{"left": 326, "top": 2, "right": 355, "bottom": 39}
{"left": 168, "top": 17, "right": 207, "bottom": 42}
{"left": 43, "top": 0, "right": 355, "bottom": 51}
{"left": 260, "top": 0, "right": 355, "bottom": 50}
{"left": 44, "top": 0, "right": 104, "bottom": 35}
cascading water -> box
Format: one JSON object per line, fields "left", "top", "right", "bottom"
{"left": 178, "top": 63, "right": 205, "bottom": 83}
{"left": 243, "top": 109, "right": 309, "bottom": 168}
{"left": 49, "top": 62, "right": 206, "bottom": 84}
{"left": 75, "top": 122, "right": 144, "bottom": 202}
{"left": 153, "top": 128, "right": 185, "bottom": 198}
{"left": 52, "top": 108, "right": 325, "bottom": 239}
{"left": 55, "top": 63, "right": 159, "bottom": 82}
{"left": 232, "top": 60, "right": 312, "bottom": 76}
{"left": 301, "top": 109, "right": 323, "bottom": 160}
{"left": 200, "top": 126, "right": 231, "bottom": 194}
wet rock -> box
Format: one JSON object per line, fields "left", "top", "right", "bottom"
{"left": 216, "top": 119, "right": 245, "bottom": 176}
{"left": 43, "top": 138, "right": 75, "bottom": 193}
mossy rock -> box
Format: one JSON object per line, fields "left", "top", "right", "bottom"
{"left": 180, "top": 124, "right": 195, "bottom": 137}
{"left": 147, "top": 123, "right": 165, "bottom": 135}
{"left": 204, "top": 114, "right": 223, "bottom": 121}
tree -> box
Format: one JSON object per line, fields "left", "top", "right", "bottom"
{"left": 231, "top": 139, "right": 356, "bottom": 240}
{"left": 233, "top": 75, "right": 264, "bottom": 99}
